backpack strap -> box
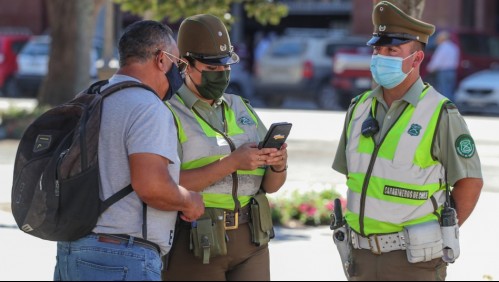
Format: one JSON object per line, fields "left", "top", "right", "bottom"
{"left": 99, "top": 81, "right": 158, "bottom": 98}
{"left": 99, "top": 185, "right": 134, "bottom": 213}
{"left": 88, "top": 79, "right": 109, "bottom": 94}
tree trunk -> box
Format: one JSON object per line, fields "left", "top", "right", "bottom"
{"left": 375, "top": 0, "right": 426, "bottom": 19}
{"left": 39, "top": 0, "right": 104, "bottom": 106}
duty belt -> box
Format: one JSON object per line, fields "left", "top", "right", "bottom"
{"left": 179, "top": 205, "right": 251, "bottom": 230}
{"left": 349, "top": 228, "right": 406, "bottom": 254}
{"left": 224, "top": 205, "right": 251, "bottom": 230}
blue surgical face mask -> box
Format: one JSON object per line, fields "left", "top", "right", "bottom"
{"left": 370, "top": 52, "right": 416, "bottom": 89}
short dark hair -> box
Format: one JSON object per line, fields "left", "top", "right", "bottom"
{"left": 410, "top": 41, "right": 426, "bottom": 52}
{"left": 118, "top": 20, "right": 174, "bottom": 67}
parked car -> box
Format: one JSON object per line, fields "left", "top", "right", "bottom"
{"left": 15, "top": 35, "right": 98, "bottom": 97}
{"left": 421, "top": 30, "right": 499, "bottom": 90}
{"left": 331, "top": 45, "right": 373, "bottom": 109}
{"left": 454, "top": 69, "right": 499, "bottom": 116}
{"left": 329, "top": 30, "right": 499, "bottom": 109}
{"left": 0, "top": 30, "right": 31, "bottom": 97}
{"left": 254, "top": 29, "right": 368, "bottom": 109}
{"left": 15, "top": 35, "right": 50, "bottom": 97}
{"left": 226, "top": 61, "right": 254, "bottom": 99}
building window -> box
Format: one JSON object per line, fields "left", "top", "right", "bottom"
{"left": 461, "top": 0, "right": 475, "bottom": 28}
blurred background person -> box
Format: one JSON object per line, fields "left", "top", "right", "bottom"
{"left": 426, "top": 30, "right": 460, "bottom": 100}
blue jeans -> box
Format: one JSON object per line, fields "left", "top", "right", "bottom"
{"left": 54, "top": 234, "right": 162, "bottom": 281}
{"left": 436, "top": 69, "right": 457, "bottom": 100}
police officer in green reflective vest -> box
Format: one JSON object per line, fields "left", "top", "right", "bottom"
{"left": 332, "top": 2, "right": 483, "bottom": 281}
{"left": 161, "top": 14, "right": 288, "bottom": 281}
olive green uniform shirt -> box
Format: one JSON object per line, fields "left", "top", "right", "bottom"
{"left": 174, "top": 84, "right": 268, "bottom": 159}
{"left": 332, "top": 78, "right": 482, "bottom": 186}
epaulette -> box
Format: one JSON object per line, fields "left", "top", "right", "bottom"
{"left": 350, "top": 94, "right": 362, "bottom": 106}
{"left": 444, "top": 100, "right": 457, "bottom": 109}
{"left": 444, "top": 100, "right": 459, "bottom": 113}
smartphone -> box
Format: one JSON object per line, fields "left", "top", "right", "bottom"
{"left": 258, "top": 122, "right": 292, "bottom": 149}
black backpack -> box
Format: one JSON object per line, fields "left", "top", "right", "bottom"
{"left": 11, "top": 80, "right": 155, "bottom": 241}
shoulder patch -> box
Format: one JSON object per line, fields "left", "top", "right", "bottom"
{"left": 455, "top": 134, "right": 476, "bottom": 158}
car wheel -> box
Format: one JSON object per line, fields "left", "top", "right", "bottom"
{"left": 316, "top": 83, "right": 342, "bottom": 110}
{"left": 3, "top": 77, "right": 20, "bottom": 97}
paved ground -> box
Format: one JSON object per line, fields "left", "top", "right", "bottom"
{"left": 1, "top": 108, "right": 498, "bottom": 281}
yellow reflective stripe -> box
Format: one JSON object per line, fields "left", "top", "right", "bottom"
{"left": 239, "top": 168, "right": 265, "bottom": 176}
{"left": 347, "top": 92, "right": 371, "bottom": 140}
{"left": 181, "top": 155, "right": 224, "bottom": 170}
{"left": 240, "top": 97, "right": 259, "bottom": 126}
{"left": 414, "top": 98, "right": 448, "bottom": 168}
{"left": 346, "top": 173, "right": 364, "bottom": 193}
{"left": 189, "top": 103, "right": 245, "bottom": 137}
{"left": 202, "top": 193, "right": 253, "bottom": 210}
{"left": 357, "top": 133, "right": 376, "bottom": 154}
{"left": 367, "top": 176, "right": 442, "bottom": 205}
{"left": 355, "top": 94, "right": 376, "bottom": 154}
{"left": 192, "top": 113, "right": 221, "bottom": 137}
{"left": 224, "top": 105, "right": 245, "bottom": 136}
{"left": 348, "top": 173, "right": 443, "bottom": 203}
{"left": 345, "top": 210, "right": 440, "bottom": 235}
{"left": 181, "top": 155, "right": 265, "bottom": 176}
{"left": 165, "top": 101, "right": 188, "bottom": 144}
{"left": 377, "top": 106, "right": 416, "bottom": 160}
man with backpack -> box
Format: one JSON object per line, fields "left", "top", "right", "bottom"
{"left": 52, "top": 20, "right": 205, "bottom": 280}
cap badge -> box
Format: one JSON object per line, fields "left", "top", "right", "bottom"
{"left": 379, "top": 25, "right": 386, "bottom": 32}
{"left": 220, "top": 44, "right": 227, "bottom": 52}
{"left": 380, "top": 6, "right": 384, "bottom": 12}
{"left": 218, "top": 31, "right": 223, "bottom": 37}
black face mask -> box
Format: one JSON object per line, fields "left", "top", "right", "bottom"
{"left": 164, "top": 63, "right": 184, "bottom": 101}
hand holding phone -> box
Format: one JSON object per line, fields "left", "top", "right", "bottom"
{"left": 258, "top": 122, "right": 292, "bottom": 149}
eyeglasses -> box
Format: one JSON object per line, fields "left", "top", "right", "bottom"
{"left": 158, "top": 50, "right": 188, "bottom": 72}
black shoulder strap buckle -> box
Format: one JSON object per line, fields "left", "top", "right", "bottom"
{"left": 87, "top": 79, "right": 109, "bottom": 94}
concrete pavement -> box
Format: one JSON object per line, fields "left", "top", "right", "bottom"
{"left": 1, "top": 192, "right": 498, "bottom": 281}
{"left": 1, "top": 109, "right": 498, "bottom": 280}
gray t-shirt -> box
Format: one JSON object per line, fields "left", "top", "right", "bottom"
{"left": 94, "top": 74, "right": 180, "bottom": 255}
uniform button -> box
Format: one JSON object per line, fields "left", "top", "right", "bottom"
{"left": 387, "top": 115, "right": 391, "bottom": 119}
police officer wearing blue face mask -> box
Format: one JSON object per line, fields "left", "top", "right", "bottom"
{"left": 162, "top": 14, "right": 288, "bottom": 281}
{"left": 332, "top": 2, "right": 483, "bottom": 281}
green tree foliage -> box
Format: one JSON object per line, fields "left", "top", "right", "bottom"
{"left": 113, "top": 0, "right": 288, "bottom": 27}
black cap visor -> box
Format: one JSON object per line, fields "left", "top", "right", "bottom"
{"left": 191, "top": 52, "right": 240, "bottom": 66}
{"left": 367, "top": 35, "right": 412, "bottom": 46}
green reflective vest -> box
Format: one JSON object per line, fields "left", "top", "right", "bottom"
{"left": 166, "top": 94, "right": 264, "bottom": 210}
{"left": 345, "top": 87, "right": 449, "bottom": 236}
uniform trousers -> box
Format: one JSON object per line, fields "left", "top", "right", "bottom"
{"left": 162, "top": 222, "right": 270, "bottom": 281}
{"left": 348, "top": 249, "right": 447, "bottom": 281}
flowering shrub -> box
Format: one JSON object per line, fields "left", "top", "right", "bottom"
{"left": 0, "top": 106, "right": 49, "bottom": 139}
{"left": 269, "top": 189, "right": 347, "bottom": 227}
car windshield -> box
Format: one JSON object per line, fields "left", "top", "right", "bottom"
{"left": 270, "top": 41, "right": 305, "bottom": 57}
{"left": 22, "top": 40, "right": 49, "bottom": 56}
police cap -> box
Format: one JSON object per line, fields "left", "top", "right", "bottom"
{"left": 367, "top": 1, "right": 435, "bottom": 46}
{"left": 178, "top": 14, "right": 239, "bottom": 65}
